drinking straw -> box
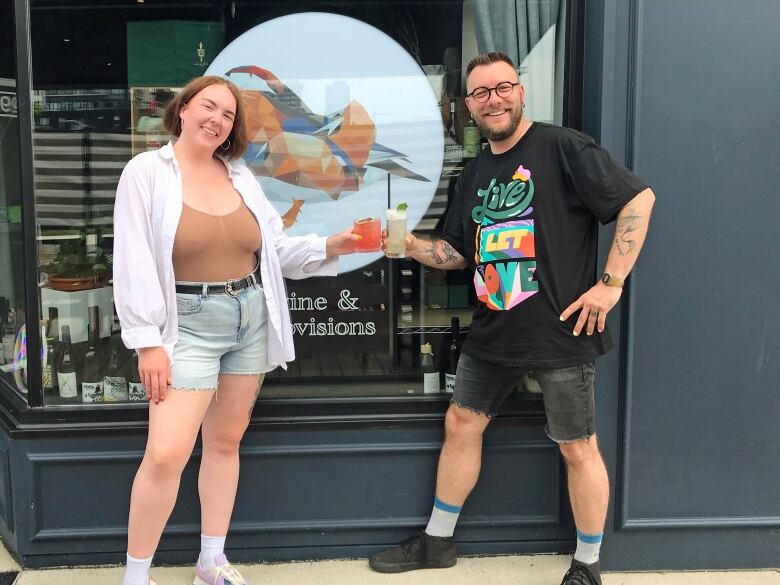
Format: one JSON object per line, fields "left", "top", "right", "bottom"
{"left": 387, "top": 174, "right": 391, "bottom": 209}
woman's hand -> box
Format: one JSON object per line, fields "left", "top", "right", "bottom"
{"left": 137, "top": 346, "right": 171, "bottom": 404}
{"left": 326, "top": 228, "right": 361, "bottom": 257}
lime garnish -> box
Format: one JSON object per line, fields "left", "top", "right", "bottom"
{"left": 396, "top": 202, "right": 408, "bottom": 211}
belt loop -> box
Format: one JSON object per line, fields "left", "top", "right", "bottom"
{"left": 201, "top": 284, "right": 209, "bottom": 298}
{"left": 250, "top": 273, "right": 259, "bottom": 289}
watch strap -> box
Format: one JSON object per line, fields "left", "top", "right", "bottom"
{"left": 601, "top": 272, "right": 624, "bottom": 288}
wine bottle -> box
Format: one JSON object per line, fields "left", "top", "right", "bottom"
{"left": 81, "top": 306, "right": 104, "bottom": 403}
{"left": 103, "top": 340, "right": 129, "bottom": 402}
{"left": 421, "top": 343, "right": 439, "bottom": 394}
{"left": 127, "top": 350, "right": 146, "bottom": 401}
{"left": 1, "top": 309, "right": 16, "bottom": 365}
{"left": 448, "top": 97, "right": 457, "bottom": 140}
{"left": 0, "top": 305, "right": 5, "bottom": 367}
{"left": 445, "top": 317, "right": 461, "bottom": 394}
{"left": 57, "top": 325, "right": 78, "bottom": 399}
{"left": 43, "top": 307, "right": 60, "bottom": 394}
{"left": 463, "top": 116, "right": 481, "bottom": 158}
{"left": 444, "top": 98, "right": 465, "bottom": 163}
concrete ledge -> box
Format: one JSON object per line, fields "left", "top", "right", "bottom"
{"left": 11, "top": 555, "right": 780, "bottom": 585}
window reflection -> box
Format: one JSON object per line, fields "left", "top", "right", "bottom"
{"left": 0, "top": 4, "right": 29, "bottom": 400}
{"left": 27, "top": 0, "right": 565, "bottom": 404}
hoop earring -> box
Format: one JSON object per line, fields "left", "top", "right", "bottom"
{"left": 220, "top": 138, "right": 231, "bottom": 151}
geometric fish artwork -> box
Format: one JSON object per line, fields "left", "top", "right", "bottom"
{"left": 226, "top": 65, "right": 430, "bottom": 204}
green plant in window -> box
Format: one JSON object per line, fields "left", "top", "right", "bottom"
{"left": 49, "top": 228, "right": 109, "bottom": 278}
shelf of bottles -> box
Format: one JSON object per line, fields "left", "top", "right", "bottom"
{"left": 0, "top": 299, "right": 20, "bottom": 378}
{"left": 415, "top": 315, "right": 463, "bottom": 396}
{"left": 42, "top": 304, "right": 146, "bottom": 405}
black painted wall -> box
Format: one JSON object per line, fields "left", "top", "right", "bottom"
{"left": 3, "top": 411, "right": 574, "bottom": 568}
{"left": 585, "top": 0, "right": 780, "bottom": 570}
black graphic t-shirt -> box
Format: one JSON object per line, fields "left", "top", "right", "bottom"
{"left": 442, "top": 122, "right": 648, "bottom": 368}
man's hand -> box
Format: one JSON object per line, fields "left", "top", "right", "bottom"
{"left": 325, "top": 228, "right": 360, "bottom": 257}
{"left": 403, "top": 232, "right": 418, "bottom": 253}
{"left": 559, "top": 283, "right": 623, "bottom": 336}
{"left": 138, "top": 346, "right": 171, "bottom": 404}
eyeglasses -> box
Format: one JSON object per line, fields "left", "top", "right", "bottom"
{"left": 467, "top": 81, "right": 520, "bottom": 103}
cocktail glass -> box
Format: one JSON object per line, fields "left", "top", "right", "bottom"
{"left": 385, "top": 209, "right": 407, "bottom": 258}
{"left": 352, "top": 217, "right": 381, "bottom": 252}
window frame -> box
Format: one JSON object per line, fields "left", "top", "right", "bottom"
{"left": 0, "top": 0, "right": 585, "bottom": 429}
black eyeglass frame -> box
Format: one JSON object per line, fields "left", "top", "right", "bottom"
{"left": 467, "top": 81, "right": 521, "bottom": 103}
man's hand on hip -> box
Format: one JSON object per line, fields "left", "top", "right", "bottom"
{"left": 559, "top": 283, "right": 623, "bottom": 336}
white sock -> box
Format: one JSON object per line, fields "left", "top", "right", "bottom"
{"left": 123, "top": 553, "right": 153, "bottom": 585}
{"left": 573, "top": 529, "right": 603, "bottom": 564}
{"left": 199, "top": 533, "right": 227, "bottom": 569}
{"left": 424, "top": 497, "right": 462, "bottom": 538}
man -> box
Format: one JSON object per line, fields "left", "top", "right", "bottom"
{"left": 369, "top": 51, "right": 655, "bottom": 585}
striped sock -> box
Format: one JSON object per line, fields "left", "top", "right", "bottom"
{"left": 573, "top": 529, "right": 603, "bottom": 564}
{"left": 424, "top": 496, "right": 462, "bottom": 537}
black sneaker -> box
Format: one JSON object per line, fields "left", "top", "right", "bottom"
{"left": 561, "top": 559, "right": 602, "bottom": 585}
{"left": 368, "top": 532, "right": 457, "bottom": 573}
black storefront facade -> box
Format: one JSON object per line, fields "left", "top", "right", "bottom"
{"left": 0, "top": 0, "right": 778, "bottom": 572}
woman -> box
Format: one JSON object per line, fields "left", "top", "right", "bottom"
{"left": 113, "top": 76, "right": 357, "bottom": 585}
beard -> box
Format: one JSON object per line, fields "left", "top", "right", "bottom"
{"left": 473, "top": 102, "right": 523, "bottom": 142}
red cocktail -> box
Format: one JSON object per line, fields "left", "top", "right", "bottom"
{"left": 352, "top": 217, "right": 381, "bottom": 252}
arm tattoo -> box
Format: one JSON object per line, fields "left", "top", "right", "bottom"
{"left": 425, "top": 240, "right": 461, "bottom": 265}
{"left": 614, "top": 206, "right": 643, "bottom": 256}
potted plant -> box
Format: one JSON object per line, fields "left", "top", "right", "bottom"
{"left": 47, "top": 229, "right": 110, "bottom": 291}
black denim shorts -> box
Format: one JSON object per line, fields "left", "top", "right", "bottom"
{"left": 451, "top": 352, "right": 597, "bottom": 443}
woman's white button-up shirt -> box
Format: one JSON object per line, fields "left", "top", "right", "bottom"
{"left": 112, "top": 142, "right": 337, "bottom": 369}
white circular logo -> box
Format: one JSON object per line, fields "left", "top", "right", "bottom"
{"left": 206, "top": 12, "right": 443, "bottom": 272}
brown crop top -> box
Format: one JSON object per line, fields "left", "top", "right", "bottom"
{"left": 172, "top": 201, "right": 262, "bottom": 282}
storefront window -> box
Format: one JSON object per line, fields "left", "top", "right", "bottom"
{"left": 29, "top": 0, "right": 565, "bottom": 406}
{"left": 0, "top": 3, "right": 29, "bottom": 402}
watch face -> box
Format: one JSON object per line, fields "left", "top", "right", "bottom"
{"left": 601, "top": 273, "right": 610, "bottom": 284}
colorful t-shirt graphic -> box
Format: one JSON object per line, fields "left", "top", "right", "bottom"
{"left": 472, "top": 164, "right": 538, "bottom": 311}
{"left": 440, "top": 123, "right": 647, "bottom": 367}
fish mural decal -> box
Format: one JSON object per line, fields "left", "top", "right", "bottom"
{"left": 280, "top": 198, "right": 305, "bottom": 229}
{"left": 226, "top": 66, "right": 430, "bottom": 227}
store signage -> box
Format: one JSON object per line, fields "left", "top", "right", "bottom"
{"left": 206, "top": 12, "right": 444, "bottom": 274}
{"left": 285, "top": 269, "right": 388, "bottom": 354}
{"left": 0, "top": 92, "right": 17, "bottom": 118}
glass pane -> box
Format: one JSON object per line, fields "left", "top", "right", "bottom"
{"left": 31, "top": 2, "right": 224, "bottom": 406}
{"left": 0, "top": 3, "right": 29, "bottom": 401}
{"left": 29, "top": 0, "right": 565, "bottom": 405}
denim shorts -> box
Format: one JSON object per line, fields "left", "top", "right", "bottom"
{"left": 452, "top": 352, "right": 596, "bottom": 443}
{"left": 170, "top": 283, "right": 273, "bottom": 389}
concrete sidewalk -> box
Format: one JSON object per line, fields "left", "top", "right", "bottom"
{"left": 1, "top": 550, "right": 779, "bottom": 585}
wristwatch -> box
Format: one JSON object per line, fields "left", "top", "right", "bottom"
{"left": 600, "top": 272, "right": 624, "bottom": 288}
